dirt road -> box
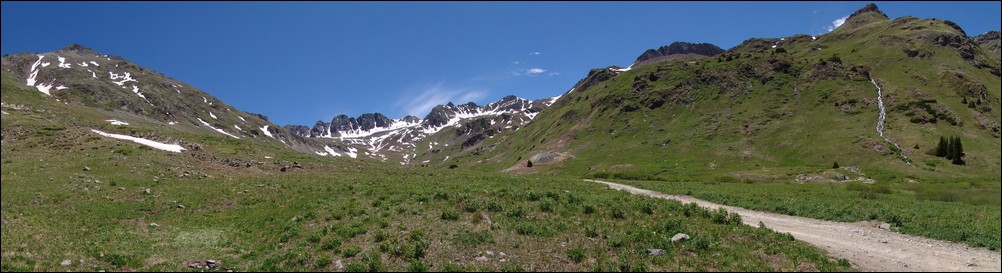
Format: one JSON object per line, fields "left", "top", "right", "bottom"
{"left": 587, "top": 180, "right": 1001, "bottom": 272}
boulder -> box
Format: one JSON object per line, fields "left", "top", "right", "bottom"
{"left": 671, "top": 233, "right": 691, "bottom": 243}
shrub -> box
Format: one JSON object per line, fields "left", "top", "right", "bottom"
{"left": 539, "top": 200, "right": 554, "bottom": 212}
{"left": 408, "top": 261, "right": 429, "bottom": 272}
{"left": 321, "top": 238, "right": 342, "bottom": 251}
{"left": 662, "top": 218, "right": 683, "bottom": 234}
{"left": 567, "top": 247, "right": 586, "bottom": 263}
{"left": 611, "top": 208, "right": 626, "bottom": 219}
{"left": 453, "top": 230, "right": 493, "bottom": 246}
{"left": 711, "top": 208, "right": 730, "bottom": 224}
{"left": 345, "top": 262, "right": 366, "bottom": 272}
{"left": 486, "top": 201, "right": 504, "bottom": 213}
{"left": 641, "top": 203, "right": 655, "bottom": 215}
{"left": 442, "top": 262, "right": 464, "bottom": 272}
{"left": 441, "top": 210, "right": 460, "bottom": 221}
{"left": 506, "top": 206, "right": 526, "bottom": 218}
{"left": 342, "top": 246, "right": 361, "bottom": 258}
{"left": 583, "top": 204, "right": 596, "bottom": 214}
{"left": 585, "top": 226, "right": 599, "bottom": 238}
{"left": 315, "top": 254, "right": 333, "bottom": 268}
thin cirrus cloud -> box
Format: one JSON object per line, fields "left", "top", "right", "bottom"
{"left": 529, "top": 52, "right": 541, "bottom": 55}
{"left": 395, "top": 82, "right": 487, "bottom": 117}
{"left": 512, "top": 67, "right": 553, "bottom": 77}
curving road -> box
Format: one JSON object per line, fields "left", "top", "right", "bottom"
{"left": 587, "top": 179, "right": 1001, "bottom": 272}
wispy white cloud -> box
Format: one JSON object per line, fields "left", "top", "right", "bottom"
{"left": 548, "top": 72, "right": 561, "bottom": 77}
{"left": 511, "top": 67, "right": 548, "bottom": 77}
{"left": 826, "top": 15, "right": 848, "bottom": 32}
{"left": 512, "top": 61, "right": 521, "bottom": 65}
{"left": 529, "top": 52, "right": 541, "bottom": 56}
{"left": 396, "top": 82, "right": 487, "bottom": 116}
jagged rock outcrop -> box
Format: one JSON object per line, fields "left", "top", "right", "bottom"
{"left": 974, "top": 31, "right": 1001, "bottom": 60}
{"left": 632, "top": 42, "right": 724, "bottom": 67}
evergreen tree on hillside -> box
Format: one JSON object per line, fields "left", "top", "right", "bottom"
{"left": 526, "top": 160, "right": 533, "bottom": 168}
{"left": 946, "top": 137, "right": 957, "bottom": 160}
{"left": 952, "top": 137, "right": 965, "bottom": 165}
{"left": 936, "top": 136, "right": 948, "bottom": 157}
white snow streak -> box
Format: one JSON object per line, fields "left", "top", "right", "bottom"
{"left": 90, "top": 129, "right": 184, "bottom": 153}
{"left": 197, "top": 118, "right": 240, "bottom": 139}
{"left": 26, "top": 55, "right": 44, "bottom": 92}
{"left": 106, "top": 119, "right": 129, "bottom": 126}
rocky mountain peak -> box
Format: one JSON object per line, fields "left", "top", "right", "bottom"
{"left": 851, "top": 3, "right": 885, "bottom": 18}
{"left": 976, "top": 31, "right": 1001, "bottom": 41}
{"left": 632, "top": 42, "right": 724, "bottom": 67}
{"left": 841, "top": 3, "right": 889, "bottom": 29}
{"left": 56, "top": 43, "right": 101, "bottom": 55}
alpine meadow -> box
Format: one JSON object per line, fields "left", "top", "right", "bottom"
{"left": 2, "top": 2, "right": 1000, "bottom": 272}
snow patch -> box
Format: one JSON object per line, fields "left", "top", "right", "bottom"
{"left": 90, "top": 129, "right": 184, "bottom": 153}
{"left": 611, "top": 65, "right": 633, "bottom": 72}
{"left": 35, "top": 81, "right": 54, "bottom": 96}
{"left": 209, "top": 112, "right": 217, "bottom": 119}
{"left": 238, "top": 116, "right": 246, "bottom": 122}
{"left": 321, "top": 145, "right": 358, "bottom": 158}
{"left": 26, "top": 55, "right": 44, "bottom": 87}
{"left": 57, "top": 56, "right": 71, "bottom": 68}
{"left": 131, "top": 85, "right": 148, "bottom": 99}
{"left": 234, "top": 125, "right": 243, "bottom": 131}
{"left": 261, "top": 125, "right": 274, "bottom": 138}
{"left": 197, "top": 118, "right": 240, "bottom": 139}
{"left": 90, "top": 61, "right": 100, "bottom": 66}
{"left": 167, "top": 121, "right": 178, "bottom": 125}
{"left": 87, "top": 69, "right": 97, "bottom": 78}
{"left": 106, "top": 119, "right": 129, "bottom": 126}
{"left": 109, "top": 72, "right": 137, "bottom": 86}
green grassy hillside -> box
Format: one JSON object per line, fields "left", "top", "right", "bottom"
{"left": 448, "top": 6, "right": 1001, "bottom": 249}
{"left": 2, "top": 72, "right": 852, "bottom": 272}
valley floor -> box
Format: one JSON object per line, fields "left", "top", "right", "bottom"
{"left": 588, "top": 180, "right": 1002, "bottom": 272}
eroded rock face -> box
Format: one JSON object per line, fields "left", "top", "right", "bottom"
{"left": 633, "top": 42, "right": 724, "bottom": 65}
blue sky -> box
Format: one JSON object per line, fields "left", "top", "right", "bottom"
{"left": 2, "top": 1, "right": 1000, "bottom": 126}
